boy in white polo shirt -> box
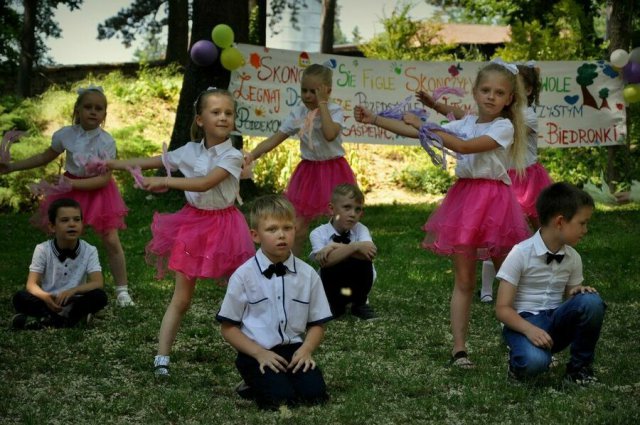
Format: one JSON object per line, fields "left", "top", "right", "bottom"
{"left": 309, "top": 183, "right": 377, "bottom": 319}
{"left": 216, "top": 195, "right": 332, "bottom": 410}
{"left": 495, "top": 182, "right": 605, "bottom": 384}
{"left": 11, "top": 198, "right": 108, "bottom": 329}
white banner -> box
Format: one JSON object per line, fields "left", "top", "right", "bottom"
{"left": 229, "top": 44, "right": 627, "bottom": 148}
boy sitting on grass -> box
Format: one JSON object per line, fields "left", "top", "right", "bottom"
{"left": 216, "top": 195, "right": 332, "bottom": 410}
{"left": 11, "top": 198, "right": 108, "bottom": 329}
{"left": 495, "top": 182, "right": 606, "bottom": 384}
{"left": 309, "top": 184, "right": 377, "bottom": 319}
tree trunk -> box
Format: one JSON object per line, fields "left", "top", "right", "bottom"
{"left": 17, "top": 0, "right": 37, "bottom": 98}
{"left": 250, "top": 0, "right": 267, "bottom": 46}
{"left": 169, "top": 0, "right": 250, "bottom": 151}
{"left": 165, "top": 0, "right": 189, "bottom": 66}
{"left": 320, "top": 0, "right": 336, "bottom": 53}
{"left": 605, "top": 0, "right": 633, "bottom": 188}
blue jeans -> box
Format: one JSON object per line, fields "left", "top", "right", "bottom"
{"left": 503, "top": 293, "right": 606, "bottom": 378}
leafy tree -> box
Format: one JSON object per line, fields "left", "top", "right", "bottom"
{"left": 359, "top": 4, "right": 455, "bottom": 61}
{"left": 431, "top": 0, "right": 604, "bottom": 60}
{"left": 98, "top": 0, "right": 188, "bottom": 65}
{"left": 133, "top": 31, "right": 167, "bottom": 63}
{"left": 3, "top": 0, "right": 83, "bottom": 97}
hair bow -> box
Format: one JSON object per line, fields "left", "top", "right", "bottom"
{"left": 77, "top": 84, "right": 104, "bottom": 95}
{"left": 490, "top": 57, "right": 519, "bottom": 75}
{"left": 524, "top": 60, "right": 536, "bottom": 68}
{"left": 193, "top": 86, "right": 219, "bottom": 108}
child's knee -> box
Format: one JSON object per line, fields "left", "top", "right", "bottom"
{"left": 511, "top": 347, "right": 550, "bottom": 377}
{"left": 576, "top": 293, "right": 606, "bottom": 322}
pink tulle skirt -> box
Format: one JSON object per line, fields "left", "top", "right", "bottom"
{"left": 145, "top": 204, "right": 255, "bottom": 281}
{"left": 33, "top": 173, "right": 128, "bottom": 235}
{"left": 507, "top": 162, "right": 553, "bottom": 219}
{"left": 285, "top": 157, "right": 356, "bottom": 219}
{"left": 422, "top": 178, "right": 530, "bottom": 260}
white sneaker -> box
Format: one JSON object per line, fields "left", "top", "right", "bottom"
{"left": 116, "top": 291, "right": 135, "bottom": 307}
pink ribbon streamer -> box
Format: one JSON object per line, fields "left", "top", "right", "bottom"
{"left": 29, "top": 175, "right": 73, "bottom": 197}
{"left": 299, "top": 108, "right": 319, "bottom": 151}
{"left": 161, "top": 142, "right": 172, "bottom": 177}
{"left": 74, "top": 152, "right": 109, "bottom": 176}
{"left": 431, "top": 86, "right": 466, "bottom": 102}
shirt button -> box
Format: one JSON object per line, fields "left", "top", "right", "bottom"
{"left": 280, "top": 320, "right": 284, "bottom": 323}
{"left": 277, "top": 296, "right": 281, "bottom": 299}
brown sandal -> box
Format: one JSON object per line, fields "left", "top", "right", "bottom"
{"left": 450, "top": 351, "right": 475, "bottom": 369}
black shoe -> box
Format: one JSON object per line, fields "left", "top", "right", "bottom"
{"left": 564, "top": 366, "right": 597, "bottom": 386}
{"left": 10, "top": 313, "right": 27, "bottom": 330}
{"left": 351, "top": 304, "right": 377, "bottom": 320}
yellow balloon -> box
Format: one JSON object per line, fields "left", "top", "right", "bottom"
{"left": 220, "top": 47, "right": 245, "bottom": 71}
{"left": 623, "top": 84, "right": 640, "bottom": 103}
{"left": 212, "top": 24, "right": 234, "bottom": 49}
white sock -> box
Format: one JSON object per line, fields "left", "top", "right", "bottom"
{"left": 115, "top": 286, "right": 129, "bottom": 295}
{"left": 154, "top": 355, "right": 170, "bottom": 367}
{"left": 481, "top": 260, "right": 495, "bottom": 298}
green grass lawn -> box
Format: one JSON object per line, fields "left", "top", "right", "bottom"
{"left": 1, "top": 182, "right": 639, "bottom": 424}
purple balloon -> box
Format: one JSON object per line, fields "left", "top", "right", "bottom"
{"left": 623, "top": 61, "right": 640, "bottom": 84}
{"left": 190, "top": 40, "right": 218, "bottom": 66}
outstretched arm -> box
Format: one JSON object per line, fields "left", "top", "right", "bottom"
{"left": 354, "top": 105, "right": 419, "bottom": 138}
{"left": 142, "top": 166, "right": 231, "bottom": 193}
{"left": 416, "top": 90, "right": 465, "bottom": 120}
{"left": 107, "top": 156, "right": 163, "bottom": 171}
{"left": 246, "top": 132, "right": 289, "bottom": 164}
{"left": 0, "top": 147, "right": 60, "bottom": 174}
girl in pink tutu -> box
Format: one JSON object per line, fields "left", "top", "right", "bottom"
{"left": 0, "top": 85, "right": 134, "bottom": 307}
{"left": 108, "top": 88, "right": 255, "bottom": 376}
{"left": 245, "top": 63, "right": 356, "bottom": 255}
{"left": 355, "top": 59, "right": 531, "bottom": 368}
{"left": 480, "top": 63, "right": 553, "bottom": 301}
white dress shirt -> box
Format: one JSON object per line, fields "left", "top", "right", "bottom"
{"left": 51, "top": 125, "right": 117, "bottom": 177}
{"left": 496, "top": 230, "right": 583, "bottom": 314}
{"left": 216, "top": 249, "right": 332, "bottom": 349}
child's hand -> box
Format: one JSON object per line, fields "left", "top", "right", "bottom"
{"left": 354, "top": 105, "right": 376, "bottom": 124}
{"left": 416, "top": 90, "right": 436, "bottom": 109}
{"left": 44, "top": 294, "right": 63, "bottom": 313}
{"left": 568, "top": 285, "right": 598, "bottom": 296}
{"left": 315, "top": 84, "right": 331, "bottom": 104}
{"left": 315, "top": 244, "right": 338, "bottom": 267}
{"left": 524, "top": 326, "right": 553, "bottom": 350}
{"left": 141, "top": 176, "right": 169, "bottom": 193}
{"left": 255, "top": 349, "right": 288, "bottom": 374}
{"left": 55, "top": 289, "right": 77, "bottom": 306}
{"left": 357, "top": 241, "right": 377, "bottom": 261}
{"left": 289, "top": 346, "right": 316, "bottom": 373}
{"left": 402, "top": 112, "right": 423, "bottom": 129}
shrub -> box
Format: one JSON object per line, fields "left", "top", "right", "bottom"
{"left": 392, "top": 162, "right": 454, "bottom": 195}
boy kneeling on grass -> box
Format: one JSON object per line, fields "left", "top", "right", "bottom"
{"left": 495, "top": 182, "right": 606, "bottom": 385}
{"left": 216, "top": 195, "right": 332, "bottom": 410}
{"left": 10, "top": 198, "right": 108, "bottom": 329}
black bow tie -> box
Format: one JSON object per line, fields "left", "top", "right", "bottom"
{"left": 546, "top": 252, "right": 565, "bottom": 264}
{"left": 57, "top": 249, "right": 78, "bottom": 262}
{"left": 331, "top": 232, "right": 351, "bottom": 244}
{"left": 263, "top": 262, "right": 287, "bottom": 279}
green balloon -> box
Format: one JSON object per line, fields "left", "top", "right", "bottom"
{"left": 220, "top": 47, "right": 245, "bottom": 71}
{"left": 212, "top": 24, "right": 234, "bottom": 49}
{"left": 623, "top": 84, "right": 640, "bottom": 104}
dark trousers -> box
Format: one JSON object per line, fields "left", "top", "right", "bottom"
{"left": 13, "top": 289, "right": 108, "bottom": 327}
{"left": 235, "top": 343, "right": 328, "bottom": 410}
{"left": 320, "top": 258, "right": 374, "bottom": 315}
{"left": 503, "top": 293, "right": 606, "bottom": 377}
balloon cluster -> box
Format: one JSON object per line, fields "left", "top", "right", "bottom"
{"left": 189, "top": 24, "right": 245, "bottom": 71}
{"left": 610, "top": 47, "right": 640, "bottom": 103}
